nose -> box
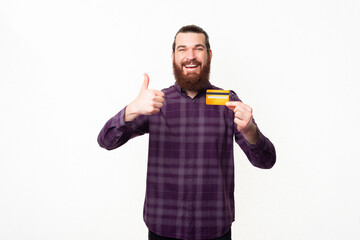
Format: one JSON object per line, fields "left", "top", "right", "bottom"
{"left": 185, "top": 50, "right": 196, "bottom": 60}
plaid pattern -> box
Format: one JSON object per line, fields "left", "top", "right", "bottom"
{"left": 98, "top": 83, "right": 276, "bottom": 240}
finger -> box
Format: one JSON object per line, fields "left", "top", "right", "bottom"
{"left": 154, "top": 90, "right": 165, "bottom": 97}
{"left": 235, "top": 109, "right": 252, "bottom": 123}
{"left": 148, "top": 107, "right": 161, "bottom": 115}
{"left": 234, "top": 103, "right": 252, "bottom": 114}
{"left": 225, "top": 105, "right": 235, "bottom": 111}
{"left": 225, "top": 101, "right": 237, "bottom": 111}
{"left": 237, "top": 114, "right": 252, "bottom": 126}
{"left": 148, "top": 89, "right": 164, "bottom": 97}
{"left": 149, "top": 103, "right": 162, "bottom": 115}
{"left": 153, "top": 102, "right": 164, "bottom": 109}
{"left": 142, "top": 73, "right": 150, "bottom": 90}
{"left": 234, "top": 118, "right": 246, "bottom": 129}
{"left": 235, "top": 111, "right": 250, "bottom": 121}
{"left": 154, "top": 96, "right": 165, "bottom": 103}
{"left": 240, "top": 102, "right": 252, "bottom": 113}
{"left": 225, "top": 101, "right": 243, "bottom": 112}
{"left": 234, "top": 105, "right": 245, "bottom": 114}
{"left": 225, "top": 101, "right": 239, "bottom": 107}
{"left": 235, "top": 111, "right": 245, "bottom": 120}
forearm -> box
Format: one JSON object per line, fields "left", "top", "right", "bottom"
{"left": 97, "top": 107, "right": 148, "bottom": 150}
{"left": 236, "top": 127, "right": 276, "bottom": 169}
{"left": 98, "top": 108, "right": 130, "bottom": 150}
{"left": 124, "top": 102, "right": 141, "bottom": 122}
{"left": 241, "top": 122, "right": 259, "bottom": 145}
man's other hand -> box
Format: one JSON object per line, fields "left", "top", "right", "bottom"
{"left": 225, "top": 101, "right": 258, "bottom": 144}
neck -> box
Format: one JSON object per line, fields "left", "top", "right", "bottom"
{"left": 186, "top": 90, "right": 198, "bottom": 99}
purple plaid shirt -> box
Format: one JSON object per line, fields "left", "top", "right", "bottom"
{"left": 98, "top": 83, "right": 276, "bottom": 240}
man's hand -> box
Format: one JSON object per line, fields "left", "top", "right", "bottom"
{"left": 125, "top": 73, "right": 165, "bottom": 122}
{"left": 225, "top": 101, "right": 259, "bottom": 144}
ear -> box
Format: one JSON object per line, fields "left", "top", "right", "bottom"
{"left": 171, "top": 52, "right": 175, "bottom": 61}
{"left": 209, "top": 49, "right": 213, "bottom": 62}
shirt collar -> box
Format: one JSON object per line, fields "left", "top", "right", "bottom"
{"left": 174, "top": 82, "right": 213, "bottom": 98}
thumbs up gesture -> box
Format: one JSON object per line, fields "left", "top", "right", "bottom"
{"left": 125, "top": 73, "right": 165, "bottom": 122}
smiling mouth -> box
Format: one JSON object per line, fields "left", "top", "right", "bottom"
{"left": 184, "top": 64, "right": 199, "bottom": 69}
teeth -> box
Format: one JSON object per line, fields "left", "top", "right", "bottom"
{"left": 185, "top": 65, "right": 198, "bottom": 68}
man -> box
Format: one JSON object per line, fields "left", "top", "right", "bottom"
{"left": 98, "top": 25, "right": 276, "bottom": 240}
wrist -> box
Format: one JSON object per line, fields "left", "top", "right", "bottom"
{"left": 241, "top": 122, "right": 258, "bottom": 145}
{"left": 124, "top": 103, "right": 140, "bottom": 122}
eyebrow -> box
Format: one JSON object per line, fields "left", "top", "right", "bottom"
{"left": 176, "top": 44, "right": 206, "bottom": 50}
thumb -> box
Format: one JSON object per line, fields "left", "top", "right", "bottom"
{"left": 225, "top": 101, "right": 236, "bottom": 111}
{"left": 141, "top": 73, "right": 150, "bottom": 90}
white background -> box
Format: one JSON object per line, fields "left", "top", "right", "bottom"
{"left": 1, "top": 0, "right": 359, "bottom": 239}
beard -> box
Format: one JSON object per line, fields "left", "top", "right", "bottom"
{"left": 172, "top": 58, "right": 211, "bottom": 92}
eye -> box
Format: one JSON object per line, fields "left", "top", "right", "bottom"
{"left": 196, "top": 47, "right": 204, "bottom": 51}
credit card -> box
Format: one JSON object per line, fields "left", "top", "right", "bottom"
{"left": 206, "top": 90, "right": 230, "bottom": 105}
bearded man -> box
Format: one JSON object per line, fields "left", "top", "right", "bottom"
{"left": 98, "top": 25, "right": 276, "bottom": 240}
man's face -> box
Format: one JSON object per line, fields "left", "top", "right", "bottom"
{"left": 172, "top": 32, "right": 212, "bottom": 92}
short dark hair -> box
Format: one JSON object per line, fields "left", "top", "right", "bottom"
{"left": 172, "top": 25, "right": 211, "bottom": 54}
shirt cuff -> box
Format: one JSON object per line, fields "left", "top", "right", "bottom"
{"left": 117, "top": 106, "right": 133, "bottom": 131}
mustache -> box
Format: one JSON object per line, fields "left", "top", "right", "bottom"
{"left": 181, "top": 59, "right": 201, "bottom": 66}
{"left": 173, "top": 58, "right": 211, "bottom": 92}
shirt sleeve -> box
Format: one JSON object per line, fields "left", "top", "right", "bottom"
{"left": 97, "top": 106, "right": 149, "bottom": 150}
{"left": 230, "top": 91, "right": 276, "bottom": 169}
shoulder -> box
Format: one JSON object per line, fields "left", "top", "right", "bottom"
{"left": 161, "top": 84, "right": 178, "bottom": 95}
{"left": 160, "top": 85, "right": 180, "bottom": 101}
{"left": 229, "top": 90, "right": 242, "bottom": 102}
